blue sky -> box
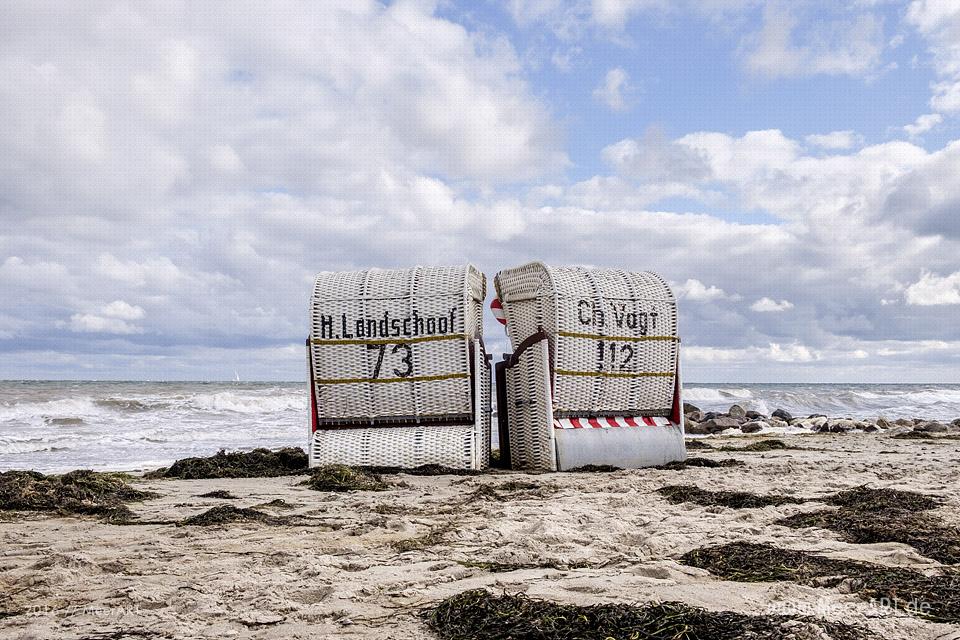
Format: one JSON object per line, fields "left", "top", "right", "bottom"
{"left": 2, "top": 0, "right": 960, "bottom": 381}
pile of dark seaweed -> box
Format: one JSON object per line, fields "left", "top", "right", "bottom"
{"left": 0, "top": 470, "right": 155, "bottom": 521}
{"left": 425, "top": 588, "right": 877, "bottom": 640}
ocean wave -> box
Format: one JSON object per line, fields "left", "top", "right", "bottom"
{"left": 94, "top": 398, "right": 170, "bottom": 412}
{"left": 683, "top": 387, "right": 754, "bottom": 402}
{"left": 0, "top": 435, "right": 71, "bottom": 455}
{"left": 184, "top": 391, "right": 305, "bottom": 414}
{"left": 0, "top": 397, "right": 104, "bottom": 423}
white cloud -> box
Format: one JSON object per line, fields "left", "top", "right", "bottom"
{"left": 673, "top": 279, "right": 733, "bottom": 302}
{"left": 95, "top": 254, "right": 182, "bottom": 288}
{"left": 66, "top": 301, "right": 146, "bottom": 334}
{"left": 767, "top": 342, "right": 818, "bottom": 362}
{"left": 750, "top": 297, "right": 794, "bottom": 312}
{"left": 603, "top": 129, "right": 711, "bottom": 183}
{"left": 593, "top": 67, "right": 632, "bottom": 111}
{"left": 682, "top": 342, "right": 819, "bottom": 364}
{"left": 102, "top": 300, "right": 146, "bottom": 321}
{"left": 904, "top": 271, "right": 960, "bottom": 305}
{"left": 907, "top": 1, "right": 960, "bottom": 113}
{"left": 68, "top": 314, "right": 143, "bottom": 335}
{"left": 904, "top": 113, "right": 943, "bottom": 137}
{"left": 742, "top": 4, "right": 884, "bottom": 78}
{"left": 805, "top": 130, "right": 862, "bottom": 150}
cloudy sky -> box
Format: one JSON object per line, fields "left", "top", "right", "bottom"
{"left": 2, "top": 0, "right": 960, "bottom": 382}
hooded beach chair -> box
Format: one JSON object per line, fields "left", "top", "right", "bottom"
{"left": 493, "top": 262, "right": 685, "bottom": 471}
{"left": 307, "top": 265, "right": 490, "bottom": 470}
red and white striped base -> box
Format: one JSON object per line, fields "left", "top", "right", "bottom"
{"left": 553, "top": 416, "right": 675, "bottom": 429}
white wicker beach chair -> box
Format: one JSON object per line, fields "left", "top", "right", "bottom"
{"left": 307, "top": 265, "right": 491, "bottom": 470}
{"left": 493, "top": 262, "right": 685, "bottom": 471}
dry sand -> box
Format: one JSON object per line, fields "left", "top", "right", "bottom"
{"left": 2, "top": 432, "right": 959, "bottom": 640}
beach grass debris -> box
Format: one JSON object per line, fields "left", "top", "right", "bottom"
{"left": 822, "top": 485, "right": 941, "bottom": 512}
{"left": 360, "top": 464, "right": 480, "bottom": 477}
{"left": 565, "top": 464, "right": 622, "bottom": 472}
{"left": 684, "top": 439, "right": 714, "bottom": 450}
{"left": 196, "top": 490, "right": 237, "bottom": 500}
{"left": 302, "top": 465, "right": 388, "bottom": 492}
{"left": 657, "top": 484, "right": 806, "bottom": 509}
{"left": 464, "top": 480, "right": 557, "bottom": 502}
{"left": 176, "top": 505, "right": 334, "bottom": 528}
{"left": 73, "top": 630, "right": 170, "bottom": 639}
{"left": 455, "top": 559, "right": 593, "bottom": 573}
{"left": 393, "top": 522, "right": 454, "bottom": 552}
{"left": 775, "top": 485, "right": 958, "bottom": 564}
{"left": 891, "top": 430, "right": 960, "bottom": 441}
{"left": 147, "top": 447, "right": 308, "bottom": 479}
{"left": 0, "top": 470, "right": 155, "bottom": 521}
{"left": 777, "top": 507, "right": 960, "bottom": 565}
{"left": 178, "top": 505, "right": 277, "bottom": 526}
{"left": 424, "top": 588, "right": 878, "bottom": 640}
{"left": 681, "top": 541, "right": 960, "bottom": 623}
{"left": 719, "top": 439, "right": 792, "bottom": 452}
{"left": 257, "top": 498, "right": 294, "bottom": 509}
{"left": 656, "top": 457, "right": 745, "bottom": 470}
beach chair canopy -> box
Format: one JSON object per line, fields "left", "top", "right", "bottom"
{"left": 309, "top": 265, "right": 486, "bottom": 425}
{"left": 495, "top": 262, "right": 679, "bottom": 418}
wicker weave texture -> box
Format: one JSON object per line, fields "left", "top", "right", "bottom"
{"left": 310, "top": 265, "right": 485, "bottom": 422}
{"left": 310, "top": 424, "right": 478, "bottom": 467}
{"left": 477, "top": 343, "right": 492, "bottom": 469}
{"left": 495, "top": 262, "right": 678, "bottom": 417}
{"left": 504, "top": 338, "right": 556, "bottom": 471}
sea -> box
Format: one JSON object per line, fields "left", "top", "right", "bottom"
{"left": 2, "top": 381, "right": 959, "bottom": 473}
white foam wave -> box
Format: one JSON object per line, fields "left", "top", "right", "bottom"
{"left": 683, "top": 387, "right": 754, "bottom": 402}
{"left": 184, "top": 391, "right": 305, "bottom": 414}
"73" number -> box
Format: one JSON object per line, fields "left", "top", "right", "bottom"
{"left": 366, "top": 343, "right": 413, "bottom": 378}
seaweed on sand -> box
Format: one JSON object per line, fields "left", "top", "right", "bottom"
{"left": 774, "top": 485, "right": 959, "bottom": 564}
{"left": 891, "top": 430, "right": 938, "bottom": 440}
{"left": 656, "top": 457, "right": 745, "bottom": 470}
{"left": 0, "top": 470, "right": 155, "bottom": 521}
{"left": 178, "top": 505, "right": 277, "bottom": 526}
{"left": 146, "top": 447, "right": 308, "bottom": 479}
{"left": 196, "top": 490, "right": 237, "bottom": 499}
{"left": 681, "top": 541, "right": 960, "bottom": 623}
{"left": 464, "top": 480, "right": 558, "bottom": 502}
{"left": 393, "top": 522, "right": 454, "bottom": 552}
{"left": 455, "top": 559, "right": 594, "bottom": 573}
{"left": 777, "top": 507, "right": 960, "bottom": 565}
{"left": 822, "top": 486, "right": 941, "bottom": 512}
{"left": 684, "top": 439, "right": 714, "bottom": 450}
{"left": 657, "top": 484, "right": 806, "bottom": 509}
{"left": 176, "top": 505, "right": 335, "bottom": 528}
{"left": 424, "top": 588, "right": 878, "bottom": 640}
{"left": 301, "top": 465, "right": 388, "bottom": 492}
{"left": 565, "top": 464, "right": 622, "bottom": 472}
{"left": 719, "top": 439, "right": 792, "bottom": 452}
{"left": 361, "top": 464, "right": 481, "bottom": 476}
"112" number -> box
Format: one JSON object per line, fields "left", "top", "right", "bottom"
{"left": 597, "top": 340, "right": 634, "bottom": 371}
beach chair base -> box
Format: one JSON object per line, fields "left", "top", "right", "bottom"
{"left": 499, "top": 335, "right": 686, "bottom": 472}
{"left": 309, "top": 424, "right": 483, "bottom": 469}
{"left": 554, "top": 420, "right": 685, "bottom": 470}
{"left": 307, "top": 338, "right": 491, "bottom": 471}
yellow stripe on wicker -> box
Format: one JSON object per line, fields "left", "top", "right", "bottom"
{"left": 316, "top": 372, "right": 470, "bottom": 385}
{"left": 556, "top": 369, "right": 674, "bottom": 378}
{"left": 310, "top": 334, "right": 468, "bottom": 346}
{"left": 557, "top": 331, "right": 678, "bottom": 342}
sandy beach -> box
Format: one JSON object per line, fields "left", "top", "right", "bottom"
{"left": 1, "top": 430, "right": 958, "bottom": 640}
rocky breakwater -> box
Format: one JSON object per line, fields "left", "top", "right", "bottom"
{"left": 682, "top": 402, "right": 960, "bottom": 438}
